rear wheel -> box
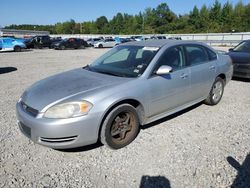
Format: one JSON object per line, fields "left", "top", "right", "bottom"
{"left": 98, "top": 44, "right": 103, "bottom": 48}
{"left": 14, "top": 46, "right": 21, "bottom": 52}
{"left": 100, "top": 104, "right": 140, "bottom": 149}
{"left": 204, "top": 77, "right": 224, "bottom": 105}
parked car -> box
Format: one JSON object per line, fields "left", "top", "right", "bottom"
{"left": 25, "top": 35, "right": 52, "bottom": 49}
{"left": 50, "top": 37, "right": 62, "bottom": 44}
{"left": 94, "top": 38, "right": 117, "bottom": 48}
{"left": 16, "top": 40, "right": 233, "bottom": 150}
{"left": 168, "top": 37, "right": 182, "bottom": 40}
{"left": 86, "top": 38, "right": 102, "bottom": 46}
{"left": 114, "top": 37, "right": 133, "bottom": 45}
{"left": 0, "top": 37, "right": 26, "bottom": 52}
{"left": 227, "top": 40, "right": 250, "bottom": 78}
{"left": 151, "top": 36, "right": 167, "bottom": 39}
{"left": 130, "top": 36, "right": 143, "bottom": 41}
{"left": 51, "top": 38, "right": 88, "bottom": 50}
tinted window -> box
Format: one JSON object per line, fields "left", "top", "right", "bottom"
{"left": 156, "top": 46, "right": 185, "bottom": 71}
{"left": 185, "top": 45, "right": 209, "bottom": 65}
{"left": 233, "top": 41, "right": 250, "bottom": 52}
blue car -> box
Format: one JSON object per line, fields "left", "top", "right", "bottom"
{"left": 0, "top": 37, "right": 26, "bottom": 52}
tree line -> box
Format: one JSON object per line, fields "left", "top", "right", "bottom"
{"left": 4, "top": 0, "right": 250, "bottom": 34}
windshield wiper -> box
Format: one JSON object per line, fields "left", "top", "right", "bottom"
{"left": 95, "top": 70, "right": 125, "bottom": 77}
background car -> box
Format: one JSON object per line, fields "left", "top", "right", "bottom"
{"left": 51, "top": 38, "right": 88, "bottom": 50}
{"left": 114, "top": 37, "right": 133, "bottom": 45}
{"left": 0, "top": 37, "right": 26, "bottom": 52}
{"left": 25, "top": 35, "right": 52, "bottom": 49}
{"left": 227, "top": 40, "right": 250, "bottom": 78}
{"left": 16, "top": 40, "right": 233, "bottom": 150}
{"left": 94, "top": 38, "right": 117, "bottom": 48}
{"left": 86, "top": 38, "right": 102, "bottom": 46}
{"left": 150, "top": 36, "right": 167, "bottom": 39}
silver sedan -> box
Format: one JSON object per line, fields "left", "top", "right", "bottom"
{"left": 16, "top": 40, "right": 233, "bottom": 149}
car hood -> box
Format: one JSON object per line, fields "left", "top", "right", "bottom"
{"left": 21, "top": 68, "right": 130, "bottom": 111}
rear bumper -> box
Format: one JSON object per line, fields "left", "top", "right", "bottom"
{"left": 16, "top": 101, "right": 102, "bottom": 149}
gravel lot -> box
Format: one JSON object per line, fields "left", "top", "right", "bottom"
{"left": 0, "top": 48, "right": 249, "bottom": 188}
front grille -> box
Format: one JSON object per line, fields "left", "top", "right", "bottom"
{"left": 40, "top": 136, "right": 78, "bottom": 143}
{"left": 21, "top": 102, "right": 39, "bottom": 117}
{"left": 19, "top": 122, "right": 31, "bottom": 138}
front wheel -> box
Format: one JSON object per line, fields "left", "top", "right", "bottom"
{"left": 204, "top": 77, "right": 224, "bottom": 105}
{"left": 100, "top": 104, "right": 140, "bottom": 149}
{"left": 14, "top": 46, "right": 21, "bottom": 52}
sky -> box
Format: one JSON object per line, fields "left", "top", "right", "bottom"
{"left": 1, "top": 0, "right": 249, "bottom": 27}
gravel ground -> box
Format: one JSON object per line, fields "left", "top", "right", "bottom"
{"left": 0, "top": 48, "right": 249, "bottom": 188}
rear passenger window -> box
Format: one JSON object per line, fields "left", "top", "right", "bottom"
{"left": 185, "top": 45, "right": 209, "bottom": 65}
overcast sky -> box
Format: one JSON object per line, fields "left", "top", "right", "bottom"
{"left": 1, "top": 0, "right": 249, "bottom": 26}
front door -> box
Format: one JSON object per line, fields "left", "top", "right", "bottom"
{"left": 147, "top": 46, "right": 191, "bottom": 117}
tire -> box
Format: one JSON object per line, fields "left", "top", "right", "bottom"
{"left": 98, "top": 44, "right": 103, "bottom": 48}
{"left": 204, "top": 77, "right": 224, "bottom": 105}
{"left": 14, "top": 46, "right": 21, "bottom": 52}
{"left": 100, "top": 104, "right": 140, "bottom": 149}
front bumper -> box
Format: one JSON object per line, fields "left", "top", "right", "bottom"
{"left": 16, "top": 102, "right": 102, "bottom": 149}
{"left": 233, "top": 64, "right": 250, "bottom": 79}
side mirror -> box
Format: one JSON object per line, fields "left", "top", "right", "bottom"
{"left": 156, "top": 65, "right": 172, "bottom": 75}
{"left": 229, "top": 48, "right": 234, "bottom": 52}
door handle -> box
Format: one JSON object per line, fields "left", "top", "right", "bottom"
{"left": 209, "top": 66, "right": 216, "bottom": 70}
{"left": 180, "top": 73, "right": 188, "bottom": 79}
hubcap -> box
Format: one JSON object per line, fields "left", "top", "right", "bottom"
{"left": 110, "top": 112, "right": 136, "bottom": 143}
{"left": 212, "top": 81, "right": 223, "bottom": 103}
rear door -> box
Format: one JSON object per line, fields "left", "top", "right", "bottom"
{"left": 185, "top": 45, "right": 217, "bottom": 101}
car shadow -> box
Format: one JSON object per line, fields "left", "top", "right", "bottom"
{"left": 141, "top": 102, "right": 202, "bottom": 130}
{"left": 56, "top": 141, "right": 103, "bottom": 153}
{"left": 227, "top": 154, "right": 250, "bottom": 188}
{"left": 0, "top": 67, "right": 17, "bottom": 74}
{"left": 232, "top": 77, "right": 250, "bottom": 82}
{"left": 140, "top": 175, "right": 171, "bottom": 188}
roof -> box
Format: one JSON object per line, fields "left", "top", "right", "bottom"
{"left": 120, "top": 39, "right": 206, "bottom": 48}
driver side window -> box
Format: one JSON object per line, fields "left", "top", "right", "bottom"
{"left": 155, "top": 46, "right": 184, "bottom": 71}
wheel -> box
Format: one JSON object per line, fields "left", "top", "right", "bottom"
{"left": 98, "top": 44, "right": 103, "bottom": 48}
{"left": 100, "top": 104, "right": 140, "bottom": 149}
{"left": 14, "top": 46, "right": 21, "bottom": 52}
{"left": 204, "top": 77, "right": 224, "bottom": 105}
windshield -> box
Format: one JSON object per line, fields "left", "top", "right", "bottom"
{"left": 88, "top": 45, "right": 159, "bottom": 77}
{"left": 233, "top": 41, "right": 250, "bottom": 52}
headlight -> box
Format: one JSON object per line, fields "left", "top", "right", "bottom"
{"left": 44, "top": 101, "right": 93, "bottom": 119}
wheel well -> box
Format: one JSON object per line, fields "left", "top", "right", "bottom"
{"left": 98, "top": 99, "right": 145, "bottom": 138}
{"left": 217, "top": 74, "right": 226, "bottom": 83}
